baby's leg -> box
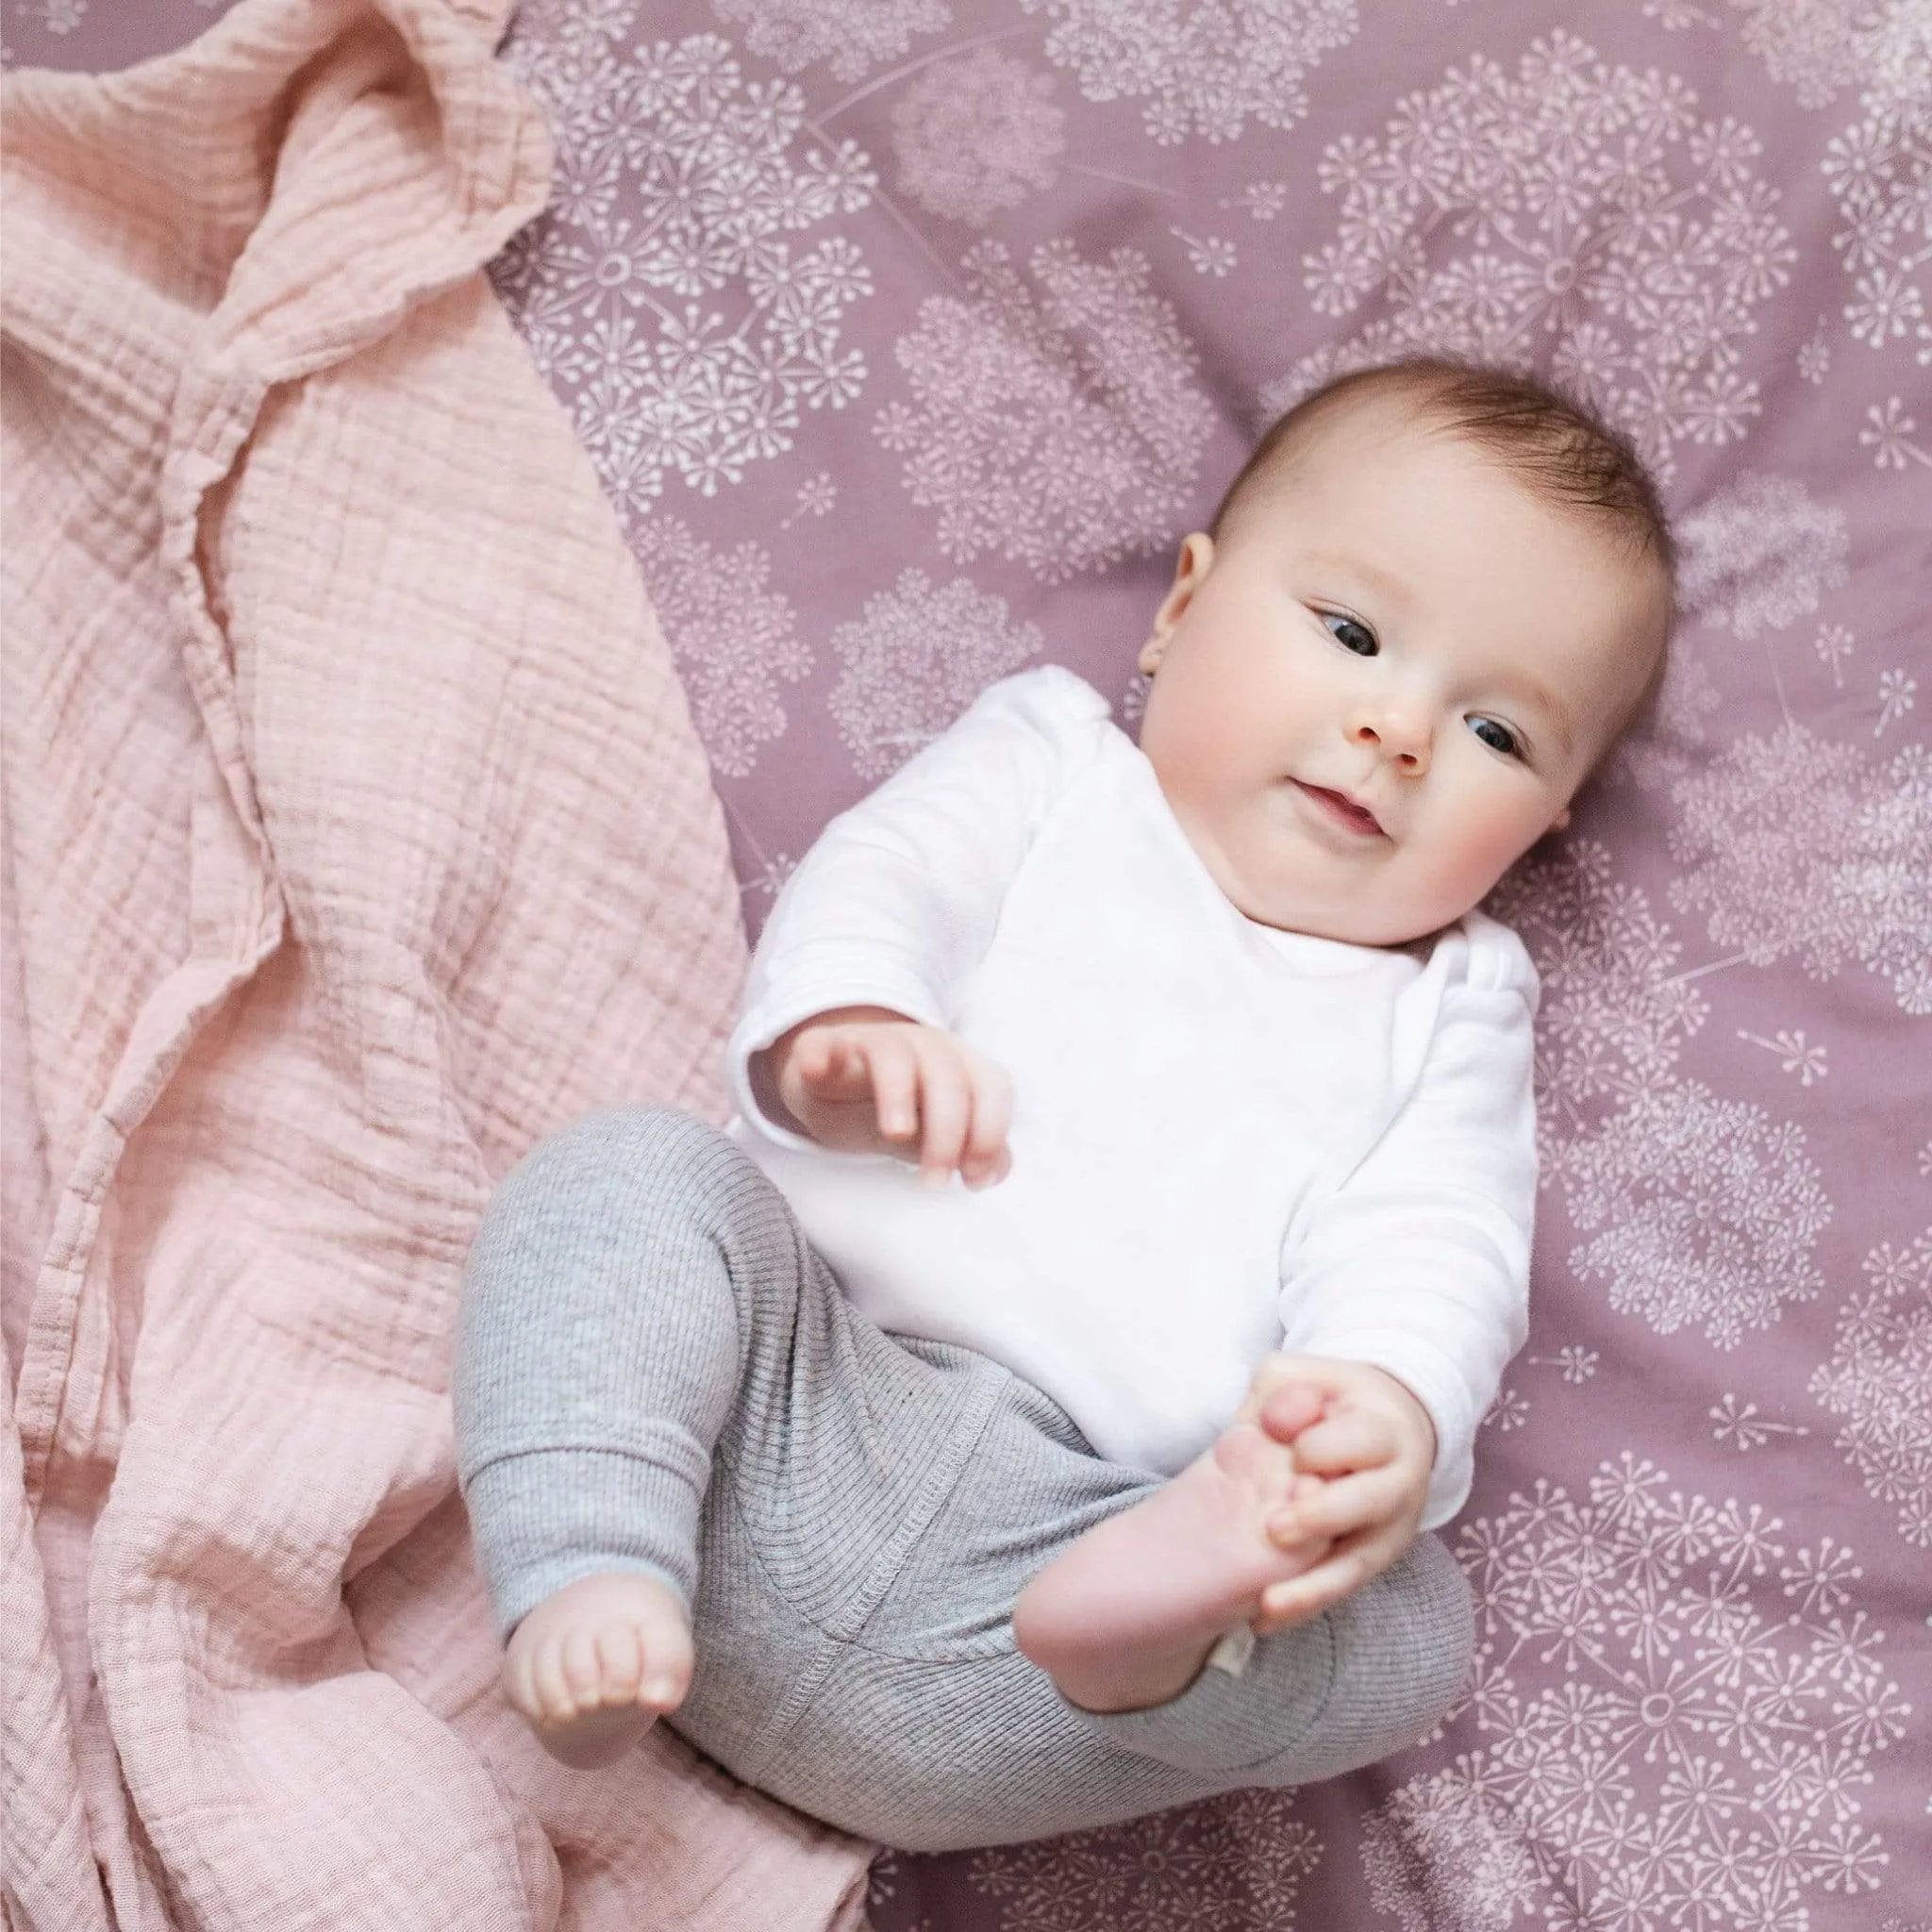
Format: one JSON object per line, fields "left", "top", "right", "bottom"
{"left": 455, "top": 1108, "right": 778, "bottom": 1768}
{"left": 1010, "top": 1391, "right": 1329, "bottom": 1713}
{"left": 688, "top": 1350, "right": 1474, "bottom": 1850}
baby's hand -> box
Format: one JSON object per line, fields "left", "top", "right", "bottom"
{"left": 1235, "top": 1354, "right": 1437, "bottom": 1635}
{"left": 758, "top": 1006, "right": 1014, "bottom": 1190}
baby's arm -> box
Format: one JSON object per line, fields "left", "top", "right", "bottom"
{"left": 1257, "top": 922, "right": 1540, "bottom": 1623}
{"left": 728, "top": 671, "right": 1107, "bottom": 1166}
{"left": 753, "top": 1004, "right": 1014, "bottom": 1190}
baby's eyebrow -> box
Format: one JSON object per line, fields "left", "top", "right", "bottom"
{"left": 1508, "top": 672, "right": 1575, "bottom": 753}
{"left": 1302, "top": 550, "right": 1412, "bottom": 610}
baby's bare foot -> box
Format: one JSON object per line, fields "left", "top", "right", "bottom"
{"left": 502, "top": 1571, "right": 693, "bottom": 1769}
{"left": 1011, "top": 1422, "right": 1329, "bottom": 1714}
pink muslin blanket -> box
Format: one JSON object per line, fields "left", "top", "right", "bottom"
{"left": 0, "top": 1, "right": 873, "bottom": 1924}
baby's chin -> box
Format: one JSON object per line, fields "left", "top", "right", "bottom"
{"left": 1221, "top": 869, "right": 1460, "bottom": 950}
{"left": 1234, "top": 880, "right": 1488, "bottom": 949}
{"left": 1194, "top": 822, "right": 1497, "bottom": 948}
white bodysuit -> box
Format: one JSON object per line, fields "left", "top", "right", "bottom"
{"left": 725, "top": 666, "right": 1538, "bottom": 1529}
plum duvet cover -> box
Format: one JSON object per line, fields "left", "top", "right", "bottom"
{"left": 13, "top": 0, "right": 1927, "bottom": 1926}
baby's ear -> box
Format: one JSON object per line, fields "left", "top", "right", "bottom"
{"left": 1548, "top": 805, "right": 1572, "bottom": 834}
{"left": 1142, "top": 532, "right": 1215, "bottom": 670}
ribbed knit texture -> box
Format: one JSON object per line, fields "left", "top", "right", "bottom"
{"left": 455, "top": 1108, "right": 1475, "bottom": 1852}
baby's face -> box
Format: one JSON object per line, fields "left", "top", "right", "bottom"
{"left": 1136, "top": 403, "right": 1666, "bottom": 947}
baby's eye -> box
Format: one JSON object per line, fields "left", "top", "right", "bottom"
{"left": 1321, "top": 611, "right": 1378, "bottom": 657}
{"left": 1467, "top": 715, "right": 1521, "bottom": 758}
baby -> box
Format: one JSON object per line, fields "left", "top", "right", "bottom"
{"left": 454, "top": 358, "right": 1674, "bottom": 1851}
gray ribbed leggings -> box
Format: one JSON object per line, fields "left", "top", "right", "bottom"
{"left": 453, "top": 1108, "right": 1472, "bottom": 1852}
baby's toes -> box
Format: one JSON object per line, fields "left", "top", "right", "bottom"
{"left": 633, "top": 1608, "right": 695, "bottom": 1711}
{"left": 559, "top": 1624, "right": 607, "bottom": 1715}
{"left": 594, "top": 1623, "right": 645, "bottom": 1702}
{"left": 527, "top": 1631, "right": 580, "bottom": 1725}
{"left": 1211, "top": 1422, "right": 1299, "bottom": 1515}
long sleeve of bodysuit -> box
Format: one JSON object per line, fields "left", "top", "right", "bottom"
{"left": 1274, "top": 916, "right": 1540, "bottom": 1529}
{"left": 726, "top": 667, "right": 1109, "bottom": 1148}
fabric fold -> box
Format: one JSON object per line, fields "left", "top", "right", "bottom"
{"left": 1, "top": 1, "right": 872, "bottom": 1924}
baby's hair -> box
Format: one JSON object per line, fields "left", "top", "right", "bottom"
{"left": 1210, "top": 356, "right": 1675, "bottom": 736}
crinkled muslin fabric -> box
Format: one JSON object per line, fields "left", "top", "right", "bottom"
{"left": 0, "top": 2, "right": 872, "bottom": 1926}
{"left": 9, "top": 0, "right": 1932, "bottom": 1927}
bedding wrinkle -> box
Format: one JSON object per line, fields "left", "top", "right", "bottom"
{"left": 0, "top": 1, "right": 865, "bottom": 1928}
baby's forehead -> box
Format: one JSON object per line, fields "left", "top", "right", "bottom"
{"left": 1232, "top": 391, "right": 1524, "bottom": 520}
{"left": 1233, "top": 401, "right": 1657, "bottom": 585}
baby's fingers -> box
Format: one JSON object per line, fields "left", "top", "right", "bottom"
{"left": 1249, "top": 1548, "right": 1372, "bottom": 1634}
{"left": 1252, "top": 1522, "right": 1411, "bottom": 1633}
{"left": 910, "top": 1038, "right": 973, "bottom": 1186}
{"left": 860, "top": 1033, "right": 924, "bottom": 1147}
{"left": 1266, "top": 1466, "right": 1408, "bottom": 1548}
{"left": 1287, "top": 1410, "right": 1400, "bottom": 1477}
{"left": 794, "top": 1028, "right": 875, "bottom": 1101}
{"left": 959, "top": 1051, "right": 1013, "bottom": 1189}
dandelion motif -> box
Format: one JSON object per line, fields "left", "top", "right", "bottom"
{"left": 490, "top": 31, "right": 876, "bottom": 512}
{"left": 828, "top": 572, "right": 1043, "bottom": 781}
{"left": 1022, "top": 0, "right": 1359, "bottom": 146}
{"left": 1527, "top": 1344, "right": 1600, "bottom": 1384}
{"left": 781, "top": 472, "right": 838, "bottom": 527}
{"left": 1781, "top": 1535, "right": 1863, "bottom": 1615}
{"left": 1847, "top": 266, "right": 1928, "bottom": 347}
{"left": 29, "top": 0, "right": 87, "bottom": 34}
{"left": 1859, "top": 396, "right": 1931, "bottom": 467}
{"left": 1266, "top": 34, "right": 1795, "bottom": 479}
{"left": 891, "top": 47, "right": 1065, "bottom": 227}
{"left": 1562, "top": 1079, "right": 1831, "bottom": 1346}
{"left": 631, "top": 515, "right": 811, "bottom": 778}
{"left": 1610, "top": 642, "right": 1723, "bottom": 791}
{"left": 874, "top": 239, "right": 1214, "bottom": 581}
{"left": 1816, "top": 621, "right": 1857, "bottom": 685}
{"left": 1487, "top": 841, "right": 1710, "bottom": 1155}
{"left": 1736, "top": 1025, "right": 1829, "bottom": 1083}
{"left": 1709, "top": 1391, "right": 1809, "bottom": 1451}
{"left": 1482, "top": 1387, "right": 1531, "bottom": 1432}
{"left": 1675, "top": 472, "right": 1850, "bottom": 638}
{"left": 1172, "top": 228, "right": 1238, "bottom": 275}
{"left": 1491, "top": 843, "right": 1837, "bottom": 1348}
{"left": 1811, "top": 1232, "right": 1932, "bottom": 1548}
{"left": 1875, "top": 667, "right": 1918, "bottom": 733}
{"left": 968, "top": 1788, "right": 1322, "bottom": 1925}
{"left": 711, "top": 0, "right": 949, "bottom": 82}
{"left": 1226, "top": 180, "right": 1290, "bottom": 220}
{"left": 739, "top": 849, "right": 799, "bottom": 905}
{"left": 1670, "top": 724, "right": 1932, "bottom": 1013}
{"left": 1797, "top": 318, "right": 1833, "bottom": 382}
{"left": 1790, "top": 3, "right": 1932, "bottom": 365}
{"left": 1366, "top": 1457, "right": 1907, "bottom": 1930}
{"left": 1730, "top": 0, "right": 1879, "bottom": 108}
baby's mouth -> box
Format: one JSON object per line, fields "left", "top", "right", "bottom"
{"left": 1292, "top": 779, "right": 1386, "bottom": 838}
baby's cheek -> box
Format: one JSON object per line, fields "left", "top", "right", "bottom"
{"left": 1438, "top": 784, "right": 1552, "bottom": 902}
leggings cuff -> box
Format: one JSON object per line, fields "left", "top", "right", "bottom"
{"left": 462, "top": 1444, "right": 704, "bottom": 1637}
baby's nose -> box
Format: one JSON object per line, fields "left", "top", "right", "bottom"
{"left": 1352, "top": 717, "right": 1430, "bottom": 774}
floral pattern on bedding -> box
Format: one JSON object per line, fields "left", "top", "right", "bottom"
{"left": 16, "top": 0, "right": 1927, "bottom": 1926}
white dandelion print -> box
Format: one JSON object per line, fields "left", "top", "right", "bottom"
{"left": 891, "top": 47, "right": 1065, "bottom": 227}
{"left": 874, "top": 239, "right": 1215, "bottom": 581}
{"left": 1266, "top": 33, "right": 1797, "bottom": 480}
{"left": 828, "top": 571, "right": 1044, "bottom": 781}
